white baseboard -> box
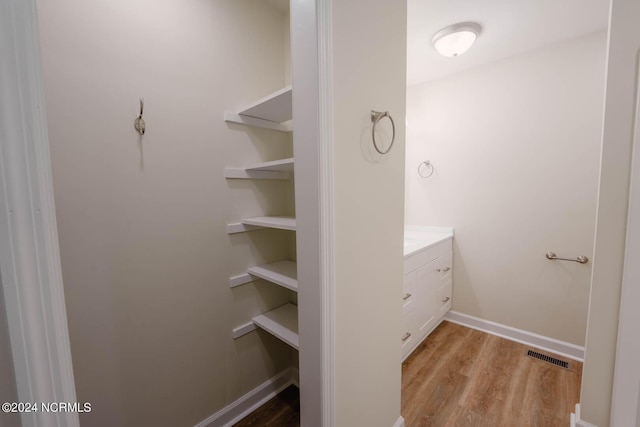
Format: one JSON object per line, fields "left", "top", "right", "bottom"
{"left": 393, "top": 416, "right": 405, "bottom": 427}
{"left": 571, "top": 404, "right": 599, "bottom": 427}
{"left": 445, "top": 311, "right": 585, "bottom": 362}
{"left": 195, "top": 367, "right": 296, "bottom": 427}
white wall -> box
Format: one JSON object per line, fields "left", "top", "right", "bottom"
{"left": 332, "top": 1, "right": 406, "bottom": 426}
{"left": 36, "top": 1, "right": 293, "bottom": 426}
{"left": 405, "top": 32, "right": 607, "bottom": 346}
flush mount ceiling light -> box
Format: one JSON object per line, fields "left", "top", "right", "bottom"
{"left": 431, "top": 22, "right": 481, "bottom": 58}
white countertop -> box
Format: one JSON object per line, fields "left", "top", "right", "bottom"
{"left": 404, "top": 225, "right": 453, "bottom": 257}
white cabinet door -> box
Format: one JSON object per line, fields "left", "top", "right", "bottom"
{"left": 435, "top": 251, "right": 453, "bottom": 318}
{"left": 402, "top": 272, "right": 416, "bottom": 317}
{"left": 401, "top": 272, "right": 418, "bottom": 360}
{"left": 402, "top": 247, "right": 454, "bottom": 361}
{"left": 415, "top": 261, "right": 437, "bottom": 339}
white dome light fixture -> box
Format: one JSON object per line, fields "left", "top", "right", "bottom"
{"left": 431, "top": 22, "right": 482, "bottom": 58}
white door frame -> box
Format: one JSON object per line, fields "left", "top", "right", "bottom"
{"left": 0, "top": 1, "right": 78, "bottom": 427}
{"left": 610, "top": 58, "right": 640, "bottom": 427}
{"left": 290, "top": 0, "right": 335, "bottom": 425}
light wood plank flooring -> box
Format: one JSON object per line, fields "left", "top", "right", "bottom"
{"left": 234, "top": 321, "right": 582, "bottom": 426}
{"left": 402, "top": 321, "right": 582, "bottom": 426}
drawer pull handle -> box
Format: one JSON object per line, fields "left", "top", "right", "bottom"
{"left": 402, "top": 332, "right": 412, "bottom": 342}
{"left": 436, "top": 267, "right": 451, "bottom": 272}
{"left": 403, "top": 293, "right": 412, "bottom": 300}
{"left": 442, "top": 296, "right": 451, "bottom": 303}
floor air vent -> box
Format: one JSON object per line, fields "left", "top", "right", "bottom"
{"left": 526, "top": 350, "right": 569, "bottom": 369}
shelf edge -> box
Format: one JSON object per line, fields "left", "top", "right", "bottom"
{"left": 241, "top": 217, "right": 296, "bottom": 231}
{"left": 245, "top": 158, "right": 295, "bottom": 172}
{"left": 224, "top": 167, "right": 290, "bottom": 180}
{"left": 229, "top": 273, "right": 254, "bottom": 288}
{"left": 247, "top": 262, "right": 298, "bottom": 292}
{"left": 251, "top": 304, "right": 299, "bottom": 349}
{"left": 232, "top": 321, "right": 257, "bottom": 339}
{"left": 224, "top": 111, "right": 292, "bottom": 133}
{"left": 226, "top": 223, "right": 264, "bottom": 234}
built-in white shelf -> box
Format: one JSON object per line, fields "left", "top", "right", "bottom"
{"left": 238, "top": 86, "right": 292, "bottom": 122}
{"left": 225, "top": 86, "right": 299, "bottom": 354}
{"left": 248, "top": 260, "right": 297, "bottom": 291}
{"left": 224, "top": 168, "right": 289, "bottom": 180}
{"left": 229, "top": 273, "right": 253, "bottom": 288}
{"left": 229, "top": 260, "right": 297, "bottom": 290}
{"left": 232, "top": 321, "right": 257, "bottom": 339}
{"left": 246, "top": 158, "right": 294, "bottom": 172}
{"left": 242, "top": 216, "right": 296, "bottom": 231}
{"left": 224, "top": 158, "right": 294, "bottom": 180}
{"left": 252, "top": 303, "right": 299, "bottom": 350}
{"left": 226, "top": 216, "right": 296, "bottom": 234}
{"left": 224, "top": 86, "right": 293, "bottom": 133}
{"left": 224, "top": 113, "right": 292, "bottom": 133}
{"left": 226, "top": 223, "right": 264, "bottom": 234}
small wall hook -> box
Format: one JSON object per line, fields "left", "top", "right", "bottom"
{"left": 134, "top": 98, "right": 146, "bottom": 135}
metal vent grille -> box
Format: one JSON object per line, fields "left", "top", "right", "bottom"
{"left": 526, "top": 350, "right": 569, "bottom": 369}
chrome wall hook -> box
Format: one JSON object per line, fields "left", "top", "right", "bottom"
{"left": 134, "top": 98, "right": 146, "bottom": 135}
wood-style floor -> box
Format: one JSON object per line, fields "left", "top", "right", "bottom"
{"left": 233, "top": 384, "right": 300, "bottom": 427}
{"left": 234, "top": 321, "right": 582, "bottom": 426}
{"left": 402, "top": 321, "right": 582, "bottom": 426}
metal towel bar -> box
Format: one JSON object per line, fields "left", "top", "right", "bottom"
{"left": 545, "top": 252, "right": 589, "bottom": 264}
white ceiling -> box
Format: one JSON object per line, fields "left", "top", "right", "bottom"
{"left": 407, "top": 0, "right": 609, "bottom": 86}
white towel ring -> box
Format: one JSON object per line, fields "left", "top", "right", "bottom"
{"left": 418, "top": 160, "right": 434, "bottom": 178}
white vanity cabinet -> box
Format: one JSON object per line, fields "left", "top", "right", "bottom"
{"left": 402, "top": 227, "right": 453, "bottom": 361}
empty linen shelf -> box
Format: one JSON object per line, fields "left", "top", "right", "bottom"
{"left": 252, "top": 303, "right": 299, "bottom": 349}
{"left": 245, "top": 158, "right": 294, "bottom": 172}
{"left": 224, "top": 86, "right": 292, "bottom": 132}
{"left": 238, "top": 86, "right": 292, "bottom": 123}
{"left": 224, "top": 158, "right": 294, "bottom": 180}
{"left": 224, "top": 168, "right": 289, "bottom": 180}
{"left": 226, "top": 216, "right": 296, "bottom": 234}
{"left": 248, "top": 260, "right": 297, "bottom": 291}
{"left": 242, "top": 216, "right": 296, "bottom": 231}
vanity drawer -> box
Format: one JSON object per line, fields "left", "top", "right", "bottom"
{"left": 438, "top": 281, "right": 452, "bottom": 317}
{"left": 404, "top": 238, "right": 452, "bottom": 275}
{"left": 435, "top": 251, "right": 453, "bottom": 281}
